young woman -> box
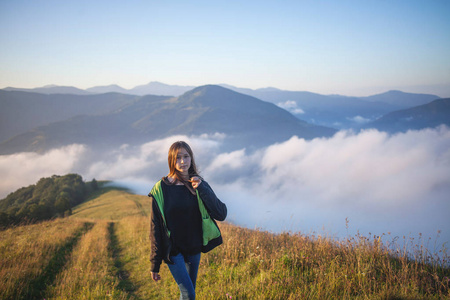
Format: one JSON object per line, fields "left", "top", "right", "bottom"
{"left": 148, "top": 141, "right": 227, "bottom": 299}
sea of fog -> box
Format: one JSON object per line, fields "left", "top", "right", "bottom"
{"left": 1, "top": 127, "right": 449, "bottom": 256}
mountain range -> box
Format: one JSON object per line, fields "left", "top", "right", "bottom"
{"left": 3, "top": 82, "right": 195, "bottom": 97}
{"left": 4, "top": 82, "right": 439, "bottom": 107}
{"left": 223, "top": 87, "right": 440, "bottom": 129}
{"left": 0, "top": 85, "right": 335, "bottom": 154}
{"left": 4, "top": 82, "right": 440, "bottom": 130}
{"left": 362, "top": 98, "right": 450, "bottom": 133}
{"left": 0, "top": 91, "right": 145, "bottom": 142}
{"left": 1, "top": 83, "right": 448, "bottom": 155}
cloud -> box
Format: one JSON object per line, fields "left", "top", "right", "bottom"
{"left": 0, "top": 144, "right": 87, "bottom": 198}
{"left": 1, "top": 128, "right": 449, "bottom": 247}
{"left": 277, "top": 100, "right": 305, "bottom": 114}
{"left": 347, "top": 115, "right": 372, "bottom": 123}
{"left": 258, "top": 128, "right": 450, "bottom": 209}
{"left": 215, "top": 127, "right": 450, "bottom": 244}
{"left": 207, "top": 149, "right": 247, "bottom": 170}
{"left": 0, "top": 134, "right": 223, "bottom": 198}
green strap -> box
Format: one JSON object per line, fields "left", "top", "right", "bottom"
{"left": 196, "top": 189, "right": 209, "bottom": 219}
{"left": 151, "top": 180, "right": 170, "bottom": 237}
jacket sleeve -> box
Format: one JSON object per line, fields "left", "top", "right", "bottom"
{"left": 197, "top": 181, "right": 227, "bottom": 221}
{"left": 149, "top": 194, "right": 164, "bottom": 273}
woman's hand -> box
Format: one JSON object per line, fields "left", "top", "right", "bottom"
{"left": 190, "top": 176, "right": 202, "bottom": 189}
{"left": 151, "top": 272, "right": 161, "bottom": 282}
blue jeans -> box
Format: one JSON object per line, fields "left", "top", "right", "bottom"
{"left": 167, "top": 252, "right": 201, "bottom": 300}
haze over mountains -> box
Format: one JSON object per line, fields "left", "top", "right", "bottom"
{"left": 1, "top": 83, "right": 448, "bottom": 155}
{"left": 0, "top": 91, "right": 142, "bottom": 142}
{"left": 3, "top": 82, "right": 195, "bottom": 97}
{"left": 0, "top": 85, "right": 336, "bottom": 154}
{"left": 3, "top": 82, "right": 443, "bottom": 131}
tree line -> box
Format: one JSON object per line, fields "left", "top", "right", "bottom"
{"left": 0, "top": 174, "right": 98, "bottom": 228}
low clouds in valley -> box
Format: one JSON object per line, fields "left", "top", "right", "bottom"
{"left": 1, "top": 127, "right": 449, "bottom": 248}
{"left": 0, "top": 144, "right": 87, "bottom": 197}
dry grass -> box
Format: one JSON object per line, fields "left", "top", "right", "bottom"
{"left": 1, "top": 188, "right": 448, "bottom": 299}
{"left": 71, "top": 189, "right": 150, "bottom": 220}
{"left": 0, "top": 218, "right": 91, "bottom": 299}
{"left": 48, "top": 221, "right": 129, "bottom": 299}
{"left": 199, "top": 223, "right": 450, "bottom": 299}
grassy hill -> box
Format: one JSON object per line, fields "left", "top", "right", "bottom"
{"left": 1, "top": 186, "right": 449, "bottom": 299}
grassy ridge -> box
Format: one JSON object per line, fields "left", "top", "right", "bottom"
{"left": 1, "top": 187, "right": 449, "bottom": 299}
{"left": 0, "top": 218, "right": 93, "bottom": 299}
{"left": 48, "top": 221, "right": 129, "bottom": 299}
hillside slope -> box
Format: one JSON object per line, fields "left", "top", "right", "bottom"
{"left": 0, "top": 186, "right": 448, "bottom": 299}
{"left": 221, "top": 86, "right": 439, "bottom": 129}
{"left": 0, "top": 90, "right": 145, "bottom": 142}
{"left": 363, "top": 98, "right": 450, "bottom": 132}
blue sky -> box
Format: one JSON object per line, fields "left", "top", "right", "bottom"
{"left": 1, "top": 0, "right": 449, "bottom": 96}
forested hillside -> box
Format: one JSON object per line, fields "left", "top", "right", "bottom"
{"left": 0, "top": 174, "right": 97, "bottom": 227}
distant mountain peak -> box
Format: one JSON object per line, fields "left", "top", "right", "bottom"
{"left": 147, "top": 81, "right": 170, "bottom": 85}
{"left": 374, "top": 90, "right": 439, "bottom": 97}
{"left": 363, "top": 90, "right": 439, "bottom": 108}
{"left": 130, "top": 81, "right": 195, "bottom": 96}
{"left": 181, "top": 84, "right": 253, "bottom": 99}
{"left": 192, "top": 84, "right": 226, "bottom": 91}
{"left": 177, "top": 85, "right": 235, "bottom": 100}
{"left": 86, "top": 84, "right": 128, "bottom": 94}
{"left": 256, "top": 87, "right": 282, "bottom": 92}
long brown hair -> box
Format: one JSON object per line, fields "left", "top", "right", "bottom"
{"left": 167, "top": 141, "right": 201, "bottom": 183}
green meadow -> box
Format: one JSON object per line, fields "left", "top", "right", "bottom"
{"left": 1, "top": 185, "right": 449, "bottom": 299}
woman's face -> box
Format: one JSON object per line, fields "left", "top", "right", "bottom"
{"left": 175, "top": 147, "right": 191, "bottom": 176}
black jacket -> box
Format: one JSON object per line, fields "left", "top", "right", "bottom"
{"left": 148, "top": 177, "right": 227, "bottom": 273}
